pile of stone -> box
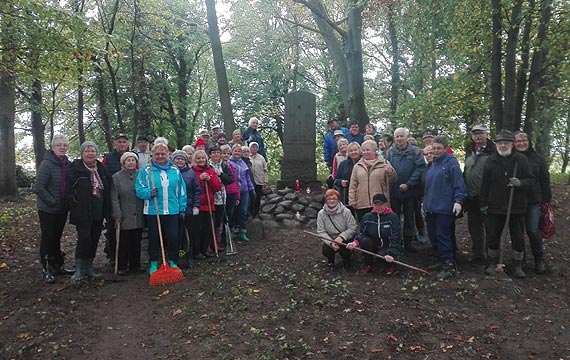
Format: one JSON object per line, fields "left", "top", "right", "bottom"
{"left": 256, "top": 187, "right": 325, "bottom": 229}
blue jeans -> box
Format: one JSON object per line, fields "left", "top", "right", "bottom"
{"left": 236, "top": 191, "right": 250, "bottom": 231}
{"left": 425, "top": 212, "right": 455, "bottom": 264}
{"left": 146, "top": 215, "right": 179, "bottom": 262}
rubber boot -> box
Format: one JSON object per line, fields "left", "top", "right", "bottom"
{"left": 70, "top": 258, "right": 88, "bottom": 284}
{"left": 149, "top": 261, "right": 159, "bottom": 275}
{"left": 511, "top": 250, "right": 526, "bottom": 278}
{"left": 239, "top": 232, "right": 250, "bottom": 242}
{"left": 484, "top": 249, "right": 500, "bottom": 275}
{"left": 404, "top": 236, "right": 417, "bottom": 253}
{"left": 85, "top": 258, "right": 104, "bottom": 280}
{"left": 534, "top": 256, "right": 546, "bottom": 275}
{"left": 168, "top": 260, "right": 178, "bottom": 268}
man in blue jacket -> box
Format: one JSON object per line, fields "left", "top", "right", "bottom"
{"left": 385, "top": 127, "right": 425, "bottom": 253}
{"left": 323, "top": 118, "right": 349, "bottom": 170}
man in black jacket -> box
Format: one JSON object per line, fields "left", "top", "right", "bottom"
{"left": 463, "top": 125, "right": 496, "bottom": 263}
{"left": 102, "top": 133, "right": 130, "bottom": 266}
{"left": 479, "top": 130, "right": 534, "bottom": 278}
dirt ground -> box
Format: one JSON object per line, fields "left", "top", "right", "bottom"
{"left": 1, "top": 186, "right": 569, "bottom": 360}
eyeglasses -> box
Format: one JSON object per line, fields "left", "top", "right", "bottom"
{"left": 326, "top": 197, "right": 338, "bottom": 201}
{"left": 514, "top": 140, "right": 528, "bottom": 144}
{"left": 54, "top": 143, "right": 68, "bottom": 147}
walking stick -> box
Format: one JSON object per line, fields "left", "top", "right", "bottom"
{"left": 304, "top": 230, "right": 430, "bottom": 275}
{"left": 114, "top": 222, "right": 120, "bottom": 281}
{"left": 204, "top": 180, "right": 219, "bottom": 257}
{"left": 148, "top": 165, "right": 185, "bottom": 286}
{"left": 496, "top": 162, "right": 518, "bottom": 274}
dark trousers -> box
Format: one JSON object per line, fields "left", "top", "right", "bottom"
{"left": 359, "top": 236, "right": 389, "bottom": 266}
{"left": 214, "top": 204, "right": 225, "bottom": 246}
{"left": 75, "top": 220, "right": 104, "bottom": 259}
{"left": 236, "top": 191, "right": 250, "bottom": 231}
{"left": 146, "top": 215, "right": 178, "bottom": 262}
{"left": 322, "top": 239, "right": 352, "bottom": 265}
{"left": 225, "top": 193, "right": 238, "bottom": 227}
{"left": 252, "top": 184, "right": 263, "bottom": 217}
{"left": 355, "top": 208, "right": 371, "bottom": 223}
{"left": 414, "top": 199, "right": 424, "bottom": 232}
{"left": 38, "top": 210, "right": 68, "bottom": 265}
{"left": 391, "top": 197, "right": 416, "bottom": 238}
{"left": 105, "top": 219, "right": 117, "bottom": 260}
{"left": 486, "top": 214, "right": 525, "bottom": 253}
{"left": 118, "top": 228, "right": 142, "bottom": 270}
{"left": 193, "top": 211, "right": 214, "bottom": 256}
{"left": 425, "top": 213, "right": 455, "bottom": 264}
{"left": 464, "top": 198, "right": 487, "bottom": 259}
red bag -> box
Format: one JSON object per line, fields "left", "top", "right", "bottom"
{"left": 539, "top": 202, "right": 555, "bottom": 239}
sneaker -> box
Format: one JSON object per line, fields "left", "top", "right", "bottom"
{"left": 385, "top": 266, "right": 396, "bottom": 275}
{"left": 361, "top": 265, "right": 373, "bottom": 274}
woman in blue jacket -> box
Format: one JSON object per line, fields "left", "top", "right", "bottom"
{"left": 423, "top": 136, "right": 467, "bottom": 280}
{"left": 136, "top": 143, "right": 187, "bottom": 275}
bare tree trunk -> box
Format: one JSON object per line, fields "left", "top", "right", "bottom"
{"left": 77, "top": 66, "right": 86, "bottom": 144}
{"left": 490, "top": 0, "right": 503, "bottom": 132}
{"left": 387, "top": 3, "right": 400, "bottom": 123}
{"left": 31, "top": 79, "right": 46, "bottom": 171}
{"left": 0, "top": 3, "right": 18, "bottom": 197}
{"left": 525, "top": 0, "right": 552, "bottom": 155}
{"left": 205, "top": 0, "right": 235, "bottom": 135}
{"left": 94, "top": 61, "right": 113, "bottom": 151}
{"left": 514, "top": 0, "right": 535, "bottom": 131}
{"left": 503, "top": 0, "right": 523, "bottom": 131}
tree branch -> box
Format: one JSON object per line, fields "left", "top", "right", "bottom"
{"left": 292, "top": 0, "right": 346, "bottom": 37}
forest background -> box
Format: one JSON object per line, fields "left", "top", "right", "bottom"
{"left": 1, "top": 0, "right": 569, "bottom": 197}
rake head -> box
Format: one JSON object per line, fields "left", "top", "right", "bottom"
{"left": 149, "top": 263, "right": 185, "bottom": 286}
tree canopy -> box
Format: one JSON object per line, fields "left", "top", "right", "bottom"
{"left": 2, "top": 0, "right": 570, "bottom": 194}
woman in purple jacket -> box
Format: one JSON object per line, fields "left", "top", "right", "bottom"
{"left": 229, "top": 144, "right": 255, "bottom": 241}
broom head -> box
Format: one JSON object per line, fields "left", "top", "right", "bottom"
{"left": 149, "top": 263, "right": 185, "bottom": 286}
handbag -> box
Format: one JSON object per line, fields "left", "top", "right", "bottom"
{"left": 539, "top": 202, "right": 555, "bottom": 239}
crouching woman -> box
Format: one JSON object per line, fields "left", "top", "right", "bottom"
{"left": 355, "top": 194, "right": 401, "bottom": 275}
{"left": 317, "top": 189, "right": 358, "bottom": 269}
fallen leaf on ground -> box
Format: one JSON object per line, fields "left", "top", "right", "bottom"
{"left": 0, "top": 262, "right": 7, "bottom": 269}
{"left": 17, "top": 332, "right": 31, "bottom": 340}
{"left": 171, "top": 309, "right": 182, "bottom": 316}
{"left": 370, "top": 347, "right": 383, "bottom": 353}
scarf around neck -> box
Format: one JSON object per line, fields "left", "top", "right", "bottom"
{"left": 83, "top": 161, "right": 103, "bottom": 197}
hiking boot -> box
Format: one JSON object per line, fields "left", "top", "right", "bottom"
{"left": 437, "top": 267, "right": 456, "bottom": 280}
{"left": 51, "top": 263, "right": 75, "bottom": 275}
{"left": 404, "top": 237, "right": 417, "bottom": 253}
{"left": 534, "top": 258, "right": 546, "bottom": 275}
{"left": 361, "top": 265, "right": 373, "bottom": 274}
{"left": 484, "top": 249, "right": 500, "bottom": 276}
{"left": 149, "top": 261, "right": 159, "bottom": 275}
{"left": 239, "top": 233, "right": 250, "bottom": 242}
{"left": 511, "top": 251, "right": 526, "bottom": 278}
{"left": 42, "top": 267, "right": 56, "bottom": 284}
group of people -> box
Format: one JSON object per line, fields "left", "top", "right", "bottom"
{"left": 319, "top": 122, "right": 551, "bottom": 280}
{"left": 35, "top": 118, "right": 268, "bottom": 284}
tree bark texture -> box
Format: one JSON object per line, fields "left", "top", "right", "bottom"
{"left": 205, "top": 0, "right": 235, "bottom": 135}
{"left": 490, "top": 0, "right": 503, "bottom": 132}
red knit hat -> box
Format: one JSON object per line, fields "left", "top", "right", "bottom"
{"left": 195, "top": 138, "right": 207, "bottom": 148}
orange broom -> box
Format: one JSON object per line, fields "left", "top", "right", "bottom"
{"left": 148, "top": 165, "right": 185, "bottom": 286}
